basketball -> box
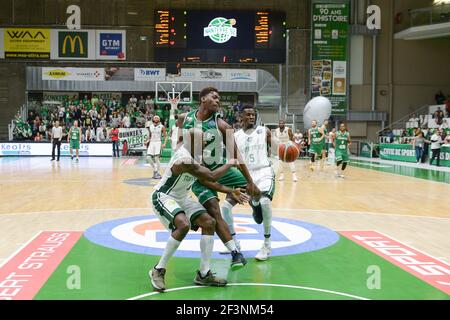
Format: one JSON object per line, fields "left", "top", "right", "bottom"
{"left": 278, "top": 142, "right": 299, "bottom": 163}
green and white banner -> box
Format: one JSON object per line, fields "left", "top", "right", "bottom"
{"left": 311, "top": 1, "right": 349, "bottom": 116}
{"left": 118, "top": 128, "right": 149, "bottom": 150}
{"left": 359, "top": 142, "right": 373, "bottom": 158}
{"left": 429, "top": 146, "right": 450, "bottom": 167}
{"left": 380, "top": 144, "right": 416, "bottom": 163}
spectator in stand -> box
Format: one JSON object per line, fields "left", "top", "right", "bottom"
{"left": 96, "top": 124, "right": 106, "bottom": 142}
{"left": 110, "top": 125, "right": 120, "bottom": 157}
{"left": 445, "top": 99, "right": 450, "bottom": 118}
{"left": 138, "top": 95, "right": 146, "bottom": 112}
{"left": 34, "top": 133, "right": 42, "bottom": 142}
{"left": 434, "top": 107, "right": 445, "bottom": 126}
{"left": 84, "top": 126, "right": 95, "bottom": 142}
{"left": 122, "top": 113, "right": 131, "bottom": 128}
{"left": 145, "top": 95, "right": 154, "bottom": 112}
{"left": 129, "top": 94, "right": 137, "bottom": 108}
{"left": 430, "top": 129, "right": 443, "bottom": 167}
{"left": 233, "top": 100, "right": 242, "bottom": 113}
{"left": 435, "top": 90, "right": 446, "bottom": 105}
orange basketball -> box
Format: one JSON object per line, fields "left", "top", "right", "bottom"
{"left": 278, "top": 142, "right": 299, "bottom": 163}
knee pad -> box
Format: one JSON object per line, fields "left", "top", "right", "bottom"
{"left": 260, "top": 196, "right": 271, "bottom": 206}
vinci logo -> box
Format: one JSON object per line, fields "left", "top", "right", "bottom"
{"left": 84, "top": 215, "right": 339, "bottom": 258}
{"left": 99, "top": 33, "right": 124, "bottom": 58}
{"left": 59, "top": 31, "right": 88, "bottom": 58}
{"left": 203, "top": 17, "right": 237, "bottom": 44}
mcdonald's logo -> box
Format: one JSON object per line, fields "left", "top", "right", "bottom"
{"left": 58, "top": 31, "right": 88, "bottom": 58}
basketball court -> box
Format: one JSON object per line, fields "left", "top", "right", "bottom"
{"left": 1, "top": 156, "right": 449, "bottom": 300}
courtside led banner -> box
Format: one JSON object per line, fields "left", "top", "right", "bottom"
{"left": 4, "top": 28, "right": 50, "bottom": 59}
{"left": 42, "top": 67, "right": 105, "bottom": 81}
{"left": 96, "top": 30, "right": 126, "bottom": 60}
{"left": 0, "top": 142, "right": 112, "bottom": 156}
{"left": 50, "top": 29, "right": 95, "bottom": 60}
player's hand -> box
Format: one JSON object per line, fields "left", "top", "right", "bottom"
{"left": 246, "top": 181, "right": 261, "bottom": 201}
{"left": 230, "top": 188, "right": 250, "bottom": 204}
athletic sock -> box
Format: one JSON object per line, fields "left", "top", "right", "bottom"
{"left": 261, "top": 197, "right": 272, "bottom": 241}
{"left": 220, "top": 200, "right": 235, "bottom": 235}
{"left": 224, "top": 240, "right": 237, "bottom": 252}
{"left": 156, "top": 236, "right": 181, "bottom": 269}
{"left": 200, "top": 235, "right": 214, "bottom": 277}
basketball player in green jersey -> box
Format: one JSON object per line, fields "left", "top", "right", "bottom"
{"left": 320, "top": 120, "right": 329, "bottom": 168}
{"left": 179, "top": 87, "right": 261, "bottom": 269}
{"left": 308, "top": 120, "right": 325, "bottom": 171}
{"left": 333, "top": 123, "right": 352, "bottom": 178}
{"left": 68, "top": 120, "right": 82, "bottom": 162}
{"left": 150, "top": 128, "right": 248, "bottom": 291}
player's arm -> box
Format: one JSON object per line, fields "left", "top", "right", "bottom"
{"left": 200, "top": 180, "right": 249, "bottom": 204}
{"left": 217, "top": 118, "right": 261, "bottom": 199}
{"left": 332, "top": 133, "right": 336, "bottom": 149}
{"left": 161, "top": 126, "right": 168, "bottom": 148}
{"left": 177, "top": 113, "right": 187, "bottom": 144}
{"left": 266, "top": 127, "right": 272, "bottom": 148}
{"left": 79, "top": 129, "right": 82, "bottom": 144}
{"left": 347, "top": 134, "right": 352, "bottom": 149}
{"left": 173, "top": 158, "right": 237, "bottom": 182}
{"left": 67, "top": 128, "right": 71, "bottom": 143}
{"left": 308, "top": 129, "right": 311, "bottom": 146}
{"left": 288, "top": 128, "right": 294, "bottom": 142}
{"left": 319, "top": 127, "right": 325, "bottom": 142}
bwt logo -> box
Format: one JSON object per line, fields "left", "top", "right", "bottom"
{"left": 140, "top": 69, "right": 160, "bottom": 76}
{"left": 7, "top": 30, "right": 46, "bottom": 39}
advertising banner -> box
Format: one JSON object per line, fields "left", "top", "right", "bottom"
{"left": 177, "top": 68, "right": 257, "bottom": 82}
{"left": 311, "top": 2, "right": 349, "bottom": 116}
{"left": 96, "top": 30, "right": 126, "bottom": 60}
{"left": 429, "top": 146, "right": 450, "bottom": 167}
{"left": 134, "top": 68, "right": 166, "bottom": 81}
{"left": 118, "top": 128, "right": 149, "bottom": 150}
{"left": 4, "top": 28, "right": 51, "bottom": 59}
{"left": 50, "top": 29, "right": 95, "bottom": 60}
{"left": 0, "top": 29, "right": 4, "bottom": 59}
{"left": 0, "top": 142, "right": 112, "bottom": 157}
{"left": 379, "top": 144, "right": 416, "bottom": 163}
{"left": 42, "top": 67, "right": 105, "bottom": 81}
{"left": 359, "top": 142, "right": 373, "bottom": 158}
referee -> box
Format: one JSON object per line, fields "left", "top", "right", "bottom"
{"left": 51, "top": 121, "right": 63, "bottom": 161}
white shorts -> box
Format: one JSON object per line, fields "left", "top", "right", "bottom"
{"left": 250, "top": 166, "right": 275, "bottom": 199}
{"left": 151, "top": 191, "right": 207, "bottom": 231}
{"left": 147, "top": 142, "right": 161, "bottom": 156}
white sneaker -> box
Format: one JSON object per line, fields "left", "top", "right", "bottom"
{"left": 292, "top": 173, "right": 298, "bottom": 182}
{"left": 339, "top": 173, "right": 345, "bottom": 178}
{"left": 255, "top": 244, "right": 271, "bottom": 261}
{"left": 278, "top": 173, "right": 285, "bottom": 181}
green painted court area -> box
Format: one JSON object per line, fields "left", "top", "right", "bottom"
{"left": 350, "top": 159, "right": 450, "bottom": 184}
{"left": 34, "top": 235, "right": 449, "bottom": 300}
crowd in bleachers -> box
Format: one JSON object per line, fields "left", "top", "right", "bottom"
{"left": 11, "top": 94, "right": 243, "bottom": 142}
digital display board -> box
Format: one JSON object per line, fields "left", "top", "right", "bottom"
{"left": 154, "top": 10, "right": 286, "bottom": 63}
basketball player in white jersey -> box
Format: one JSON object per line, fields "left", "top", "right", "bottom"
{"left": 145, "top": 115, "right": 168, "bottom": 179}
{"left": 274, "top": 120, "right": 298, "bottom": 182}
{"left": 169, "top": 115, "right": 181, "bottom": 152}
{"left": 150, "top": 128, "right": 248, "bottom": 291}
{"left": 221, "top": 105, "right": 276, "bottom": 261}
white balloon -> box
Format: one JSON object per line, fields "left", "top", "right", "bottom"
{"left": 303, "top": 96, "right": 332, "bottom": 130}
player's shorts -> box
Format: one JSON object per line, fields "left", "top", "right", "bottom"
{"left": 309, "top": 143, "right": 323, "bottom": 156}
{"left": 151, "top": 191, "right": 207, "bottom": 231}
{"left": 335, "top": 149, "right": 349, "bottom": 163}
{"left": 70, "top": 140, "right": 80, "bottom": 150}
{"left": 147, "top": 142, "right": 161, "bottom": 156}
{"left": 250, "top": 166, "right": 275, "bottom": 200}
{"left": 192, "top": 166, "right": 247, "bottom": 205}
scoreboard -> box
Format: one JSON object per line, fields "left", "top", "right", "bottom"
{"left": 154, "top": 10, "right": 286, "bottom": 63}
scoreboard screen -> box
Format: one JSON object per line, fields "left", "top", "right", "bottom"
{"left": 154, "top": 10, "right": 286, "bottom": 63}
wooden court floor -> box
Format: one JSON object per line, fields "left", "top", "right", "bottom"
{"left": 0, "top": 156, "right": 449, "bottom": 265}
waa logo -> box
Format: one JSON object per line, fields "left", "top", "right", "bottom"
{"left": 84, "top": 215, "right": 339, "bottom": 258}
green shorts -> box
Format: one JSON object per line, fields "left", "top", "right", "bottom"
{"left": 151, "top": 191, "right": 206, "bottom": 231}
{"left": 335, "top": 149, "right": 349, "bottom": 163}
{"left": 70, "top": 140, "right": 80, "bottom": 150}
{"left": 309, "top": 143, "right": 323, "bottom": 156}
{"left": 192, "top": 166, "right": 247, "bottom": 205}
